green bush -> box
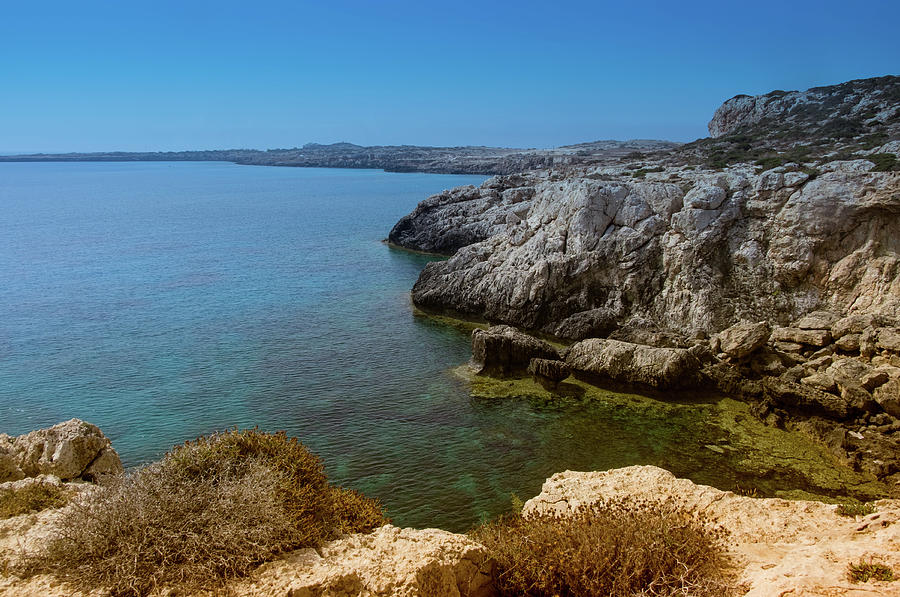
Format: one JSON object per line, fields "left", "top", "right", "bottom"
{"left": 0, "top": 482, "right": 69, "bottom": 519}
{"left": 470, "top": 498, "right": 733, "bottom": 597}
{"left": 837, "top": 502, "right": 877, "bottom": 517}
{"left": 848, "top": 561, "right": 895, "bottom": 583}
{"left": 25, "top": 429, "right": 386, "bottom": 595}
{"left": 869, "top": 153, "right": 898, "bottom": 172}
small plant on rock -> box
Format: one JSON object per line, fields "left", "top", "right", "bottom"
{"left": 0, "top": 482, "right": 69, "bottom": 519}
{"left": 471, "top": 497, "right": 733, "bottom": 596}
{"left": 837, "top": 502, "right": 877, "bottom": 517}
{"left": 848, "top": 560, "right": 895, "bottom": 583}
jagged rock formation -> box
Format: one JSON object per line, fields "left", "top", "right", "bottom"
{"left": 525, "top": 466, "right": 900, "bottom": 597}
{"left": 404, "top": 161, "right": 900, "bottom": 344}
{"left": 708, "top": 76, "right": 900, "bottom": 140}
{"left": 681, "top": 76, "right": 900, "bottom": 170}
{"left": 0, "top": 419, "right": 122, "bottom": 483}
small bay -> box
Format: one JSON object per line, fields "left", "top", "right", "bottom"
{"left": 0, "top": 162, "right": 883, "bottom": 533}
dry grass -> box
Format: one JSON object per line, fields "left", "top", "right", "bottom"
{"left": 0, "top": 482, "right": 69, "bottom": 519}
{"left": 471, "top": 498, "right": 734, "bottom": 597}
{"left": 22, "top": 429, "right": 386, "bottom": 596}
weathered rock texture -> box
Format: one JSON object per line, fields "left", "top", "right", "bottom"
{"left": 564, "top": 338, "right": 702, "bottom": 390}
{"left": 708, "top": 76, "right": 900, "bottom": 140}
{"left": 404, "top": 162, "right": 900, "bottom": 345}
{"left": 525, "top": 466, "right": 900, "bottom": 597}
{"left": 0, "top": 517, "right": 494, "bottom": 597}
{"left": 235, "top": 525, "right": 494, "bottom": 597}
{"left": 0, "top": 419, "right": 122, "bottom": 483}
{"left": 470, "top": 325, "right": 559, "bottom": 376}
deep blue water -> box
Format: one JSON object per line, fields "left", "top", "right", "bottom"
{"left": 0, "top": 162, "right": 879, "bottom": 532}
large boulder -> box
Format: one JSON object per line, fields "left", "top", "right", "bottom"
{"left": 470, "top": 325, "right": 559, "bottom": 376}
{"left": 0, "top": 419, "right": 123, "bottom": 483}
{"left": 564, "top": 338, "right": 702, "bottom": 390}
{"left": 234, "top": 525, "right": 495, "bottom": 597}
{"left": 716, "top": 321, "right": 770, "bottom": 359}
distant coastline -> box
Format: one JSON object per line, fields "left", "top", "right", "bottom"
{"left": 0, "top": 139, "right": 679, "bottom": 176}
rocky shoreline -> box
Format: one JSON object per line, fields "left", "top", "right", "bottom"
{"left": 2, "top": 422, "right": 898, "bottom": 596}
{"left": 390, "top": 76, "right": 900, "bottom": 491}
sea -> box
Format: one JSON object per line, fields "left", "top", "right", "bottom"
{"left": 0, "top": 161, "right": 882, "bottom": 532}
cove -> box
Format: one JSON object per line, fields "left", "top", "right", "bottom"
{"left": 0, "top": 162, "right": 884, "bottom": 533}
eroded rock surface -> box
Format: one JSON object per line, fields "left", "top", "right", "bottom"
{"left": 525, "top": 466, "right": 900, "bottom": 597}
{"left": 564, "top": 338, "right": 702, "bottom": 390}
{"left": 404, "top": 163, "right": 900, "bottom": 345}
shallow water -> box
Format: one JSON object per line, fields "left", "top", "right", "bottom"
{"left": 0, "top": 162, "right": 884, "bottom": 532}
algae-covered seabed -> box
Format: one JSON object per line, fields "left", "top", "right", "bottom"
{"left": 456, "top": 365, "right": 887, "bottom": 505}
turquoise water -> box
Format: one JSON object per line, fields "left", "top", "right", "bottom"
{"left": 0, "top": 162, "right": 883, "bottom": 532}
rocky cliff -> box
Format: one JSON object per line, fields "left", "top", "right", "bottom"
{"left": 391, "top": 76, "right": 900, "bottom": 483}
{"left": 397, "top": 159, "right": 900, "bottom": 344}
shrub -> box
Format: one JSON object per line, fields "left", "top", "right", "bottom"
{"left": 470, "top": 498, "right": 733, "bottom": 597}
{"left": 848, "top": 561, "right": 895, "bottom": 583}
{"left": 0, "top": 482, "right": 68, "bottom": 519}
{"left": 837, "top": 502, "right": 877, "bottom": 517}
{"left": 869, "top": 153, "right": 898, "bottom": 172}
{"left": 25, "top": 429, "right": 386, "bottom": 595}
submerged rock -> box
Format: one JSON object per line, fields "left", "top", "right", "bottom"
{"left": 0, "top": 419, "right": 123, "bottom": 483}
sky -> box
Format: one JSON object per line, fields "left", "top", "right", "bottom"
{"left": 1, "top": 0, "right": 898, "bottom": 153}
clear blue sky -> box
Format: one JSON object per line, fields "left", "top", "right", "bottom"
{"left": 2, "top": 0, "right": 898, "bottom": 152}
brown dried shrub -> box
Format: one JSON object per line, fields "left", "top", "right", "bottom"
{"left": 471, "top": 498, "right": 734, "bottom": 597}
{"left": 24, "top": 429, "right": 386, "bottom": 595}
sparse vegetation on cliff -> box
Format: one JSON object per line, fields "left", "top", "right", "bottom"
{"left": 0, "top": 482, "right": 68, "bottom": 519}
{"left": 471, "top": 498, "right": 733, "bottom": 596}
{"left": 21, "top": 429, "right": 386, "bottom": 596}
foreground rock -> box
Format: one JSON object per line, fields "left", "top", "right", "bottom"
{"left": 0, "top": 514, "right": 494, "bottom": 597}
{"left": 526, "top": 466, "right": 900, "bottom": 597}
{"left": 0, "top": 419, "right": 122, "bottom": 483}
{"left": 236, "top": 525, "right": 494, "bottom": 597}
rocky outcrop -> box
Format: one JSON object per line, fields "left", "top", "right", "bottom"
{"left": 236, "top": 525, "right": 494, "bottom": 597}
{"left": 470, "top": 325, "right": 559, "bottom": 376}
{"left": 396, "top": 78, "right": 900, "bottom": 345}
{"left": 389, "top": 176, "right": 537, "bottom": 254}
{"left": 564, "top": 338, "right": 703, "bottom": 390}
{"left": 405, "top": 162, "right": 900, "bottom": 344}
{"left": 0, "top": 419, "right": 122, "bottom": 483}
{"left": 525, "top": 466, "right": 900, "bottom": 597}
{"left": 708, "top": 76, "right": 900, "bottom": 139}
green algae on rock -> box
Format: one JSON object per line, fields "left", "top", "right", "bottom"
{"left": 456, "top": 366, "right": 890, "bottom": 504}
